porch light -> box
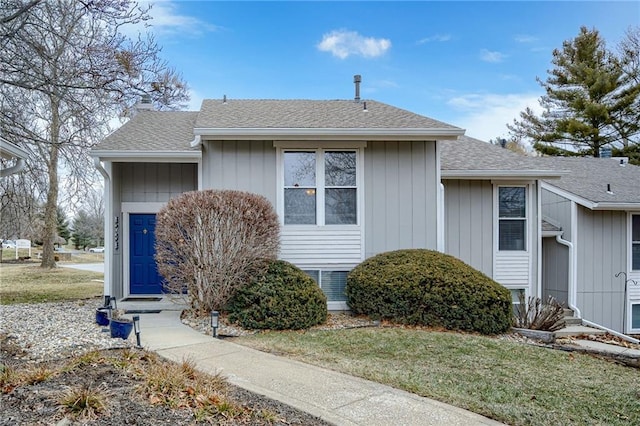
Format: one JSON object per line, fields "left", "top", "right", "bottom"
{"left": 211, "top": 311, "right": 220, "bottom": 338}
{"left": 133, "top": 315, "right": 141, "bottom": 347}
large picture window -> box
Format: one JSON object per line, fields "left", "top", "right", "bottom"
{"left": 498, "top": 186, "right": 526, "bottom": 251}
{"left": 284, "top": 150, "right": 357, "bottom": 225}
{"left": 633, "top": 215, "right": 640, "bottom": 270}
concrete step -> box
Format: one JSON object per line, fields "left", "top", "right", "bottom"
{"left": 563, "top": 308, "right": 574, "bottom": 317}
{"left": 555, "top": 325, "right": 607, "bottom": 338}
{"left": 563, "top": 317, "right": 583, "bottom": 326}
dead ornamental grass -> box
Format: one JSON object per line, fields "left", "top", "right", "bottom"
{"left": 235, "top": 327, "right": 640, "bottom": 426}
{"left": 0, "top": 264, "right": 103, "bottom": 304}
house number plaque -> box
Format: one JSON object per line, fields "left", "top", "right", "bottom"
{"left": 114, "top": 216, "right": 120, "bottom": 251}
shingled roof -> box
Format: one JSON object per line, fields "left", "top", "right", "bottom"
{"left": 440, "top": 136, "right": 564, "bottom": 179}
{"left": 194, "top": 99, "right": 461, "bottom": 130}
{"left": 540, "top": 156, "right": 640, "bottom": 206}
{"left": 93, "top": 111, "right": 199, "bottom": 153}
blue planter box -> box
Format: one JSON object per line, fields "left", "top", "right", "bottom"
{"left": 110, "top": 319, "right": 134, "bottom": 340}
{"left": 95, "top": 308, "right": 110, "bottom": 326}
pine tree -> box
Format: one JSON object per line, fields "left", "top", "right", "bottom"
{"left": 509, "top": 26, "right": 640, "bottom": 157}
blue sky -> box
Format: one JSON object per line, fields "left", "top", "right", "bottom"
{"left": 129, "top": 1, "right": 639, "bottom": 141}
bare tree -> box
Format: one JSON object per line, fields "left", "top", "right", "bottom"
{"left": 0, "top": 0, "right": 189, "bottom": 268}
{"left": 155, "top": 190, "right": 280, "bottom": 315}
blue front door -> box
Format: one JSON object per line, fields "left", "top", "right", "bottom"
{"left": 129, "top": 214, "right": 163, "bottom": 294}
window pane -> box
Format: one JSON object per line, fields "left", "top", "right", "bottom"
{"left": 284, "top": 188, "right": 316, "bottom": 224}
{"left": 284, "top": 151, "right": 315, "bottom": 187}
{"left": 321, "top": 271, "right": 347, "bottom": 302}
{"left": 633, "top": 215, "right": 640, "bottom": 241}
{"left": 303, "top": 270, "right": 319, "bottom": 283}
{"left": 499, "top": 187, "right": 526, "bottom": 218}
{"left": 325, "top": 188, "right": 356, "bottom": 224}
{"left": 499, "top": 220, "right": 525, "bottom": 250}
{"left": 633, "top": 243, "right": 640, "bottom": 270}
{"left": 325, "top": 151, "right": 356, "bottom": 186}
{"left": 633, "top": 304, "right": 640, "bottom": 329}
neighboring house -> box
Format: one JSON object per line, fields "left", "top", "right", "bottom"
{"left": 0, "top": 136, "right": 28, "bottom": 177}
{"left": 91, "top": 98, "right": 464, "bottom": 309}
{"left": 440, "top": 136, "right": 564, "bottom": 310}
{"left": 538, "top": 157, "right": 640, "bottom": 334}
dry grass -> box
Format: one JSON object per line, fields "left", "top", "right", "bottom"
{"left": 236, "top": 327, "right": 640, "bottom": 426}
{"left": 57, "top": 384, "right": 110, "bottom": 420}
{"left": 0, "top": 264, "right": 103, "bottom": 304}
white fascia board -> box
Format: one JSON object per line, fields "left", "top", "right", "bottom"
{"left": 441, "top": 170, "right": 565, "bottom": 180}
{"left": 90, "top": 150, "right": 201, "bottom": 162}
{"left": 541, "top": 181, "right": 596, "bottom": 209}
{"left": 193, "top": 127, "right": 465, "bottom": 141}
{"left": 0, "top": 137, "right": 29, "bottom": 160}
{"left": 590, "top": 203, "right": 640, "bottom": 211}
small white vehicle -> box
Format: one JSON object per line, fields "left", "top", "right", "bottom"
{"left": 89, "top": 246, "right": 105, "bottom": 253}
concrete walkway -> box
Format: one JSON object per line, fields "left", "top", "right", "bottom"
{"left": 131, "top": 308, "right": 502, "bottom": 426}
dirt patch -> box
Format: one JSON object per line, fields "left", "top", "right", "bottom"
{"left": 1, "top": 339, "right": 331, "bottom": 425}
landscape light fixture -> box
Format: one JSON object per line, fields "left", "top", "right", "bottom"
{"left": 133, "top": 315, "right": 141, "bottom": 347}
{"left": 211, "top": 311, "right": 220, "bottom": 338}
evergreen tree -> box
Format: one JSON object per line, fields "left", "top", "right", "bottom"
{"left": 56, "top": 206, "right": 71, "bottom": 243}
{"left": 509, "top": 26, "right": 640, "bottom": 157}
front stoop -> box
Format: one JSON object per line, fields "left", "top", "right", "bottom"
{"left": 554, "top": 325, "right": 607, "bottom": 338}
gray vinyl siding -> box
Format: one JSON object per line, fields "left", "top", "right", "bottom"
{"left": 364, "top": 141, "right": 438, "bottom": 258}
{"left": 201, "top": 140, "right": 277, "bottom": 205}
{"left": 541, "top": 238, "right": 569, "bottom": 304}
{"left": 112, "top": 162, "right": 197, "bottom": 298}
{"left": 119, "top": 163, "right": 197, "bottom": 202}
{"left": 541, "top": 189, "right": 572, "bottom": 241}
{"left": 576, "top": 207, "right": 626, "bottom": 331}
{"left": 442, "top": 180, "right": 493, "bottom": 277}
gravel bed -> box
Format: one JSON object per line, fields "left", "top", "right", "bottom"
{"left": 0, "top": 299, "right": 134, "bottom": 362}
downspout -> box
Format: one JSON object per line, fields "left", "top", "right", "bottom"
{"left": 0, "top": 157, "right": 26, "bottom": 177}
{"left": 94, "top": 157, "right": 112, "bottom": 297}
{"left": 436, "top": 140, "right": 445, "bottom": 252}
{"left": 554, "top": 233, "right": 581, "bottom": 318}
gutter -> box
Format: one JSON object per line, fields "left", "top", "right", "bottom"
{"left": 0, "top": 157, "right": 26, "bottom": 177}
{"left": 192, "top": 127, "right": 465, "bottom": 141}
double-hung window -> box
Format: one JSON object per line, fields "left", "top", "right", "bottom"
{"left": 283, "top": 150, "right": 357, "bottom": 225}
{"left": 498, "top": 186, "right": 526, "bottom": 251}
{"left": 633, "top": 214, "right": 640, "bottom": 271}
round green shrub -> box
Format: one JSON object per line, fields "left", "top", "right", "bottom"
{"left": 227, "top": 260, "right": 327, "bottom": 330}
{"left": 346, "top": 249, "right": 512, "bottom": 335}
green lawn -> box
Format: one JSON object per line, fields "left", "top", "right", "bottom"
{"left": 0, "top": 264, "right": 103, "bottom": 304}
{"left": 235, "top": 327, "right": 640, "bottom": 425}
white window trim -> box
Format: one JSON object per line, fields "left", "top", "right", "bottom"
{"left": 276, "top": 145, "right": 364, "bottom": 228}
{"left": 494, "top": 184, "right": 531, "bottom": 254}
{"left": 302, "top": 268, "right": 351, "bottom": 311}
{"left": 629, "top": 301, "right": 640, "bottom": 334}
{"left": 630, "top": 213, "right": 640, "bottom": 272}
{"left": 627, "top": 213, "right": 640, "bottom": 333}
{"left": 121, "top": 202, "right": 165, "bottom": 298}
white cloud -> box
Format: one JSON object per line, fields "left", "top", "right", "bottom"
{"left": 120, "top": 1, "right": 219, "bottom": 38}
{"left": 317, "top": 30, "right": 391, "bottom": 59}
{"left": 515, "top": 35, "right": 538, "bottom": 43}
{"left": 447, "top": 92, "right": 544, "bottom": 141}
{"left": 480, "top": 49, "right": 506, "bottom": 63}
{"left": 417, "top": 34, "right": 452, "bottom": 44}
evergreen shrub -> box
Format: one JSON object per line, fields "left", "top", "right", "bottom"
{"left": 227, "top": 260, "right": 327, "bottom": 330}
{"left": 346, "top": 249, "right": 512, "bottom": 334}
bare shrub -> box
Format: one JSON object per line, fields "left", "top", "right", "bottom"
{"left": 155, "top": 190, "right": 279, "bottom": 314}
{"left": 513, "top": 294, "right": 566, "bottom": 332}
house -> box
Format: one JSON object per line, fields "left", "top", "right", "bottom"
{"left": 91, "top": 95, "right": 466, "bottom": 310}
{"left": 92, "top": 92, "right": 639, "bottom": 336}
{"left": 439, "top": 136, "right": 564, "bottom": 311}
{"left": 538, "top": 157, "right": 640, "bottom": 334}
{"left": 0, "top": 136, "right": 28, "bottom": 177}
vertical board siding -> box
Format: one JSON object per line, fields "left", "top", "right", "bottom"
{"left": 576, "top": 208, "right": 626, "bottom": 331}
{"left": 119, "top": 163, "right": 197, "bottom": 202}
{"left": 541, "top": 189, "right": 572, "bottom": 240}
{"left": 443, "top": 180, "right": 493, "bottom": 277}
{"left": 364, "top": 141, "right": 438, "bottom": 258}
{"left": 494, "top": 254, "right": 530, "bottom": 286}
{"left": 280, "top": 227, "right": 362, "bottom": 267}
{"left": 202, "top": 140, "right": 277, "bottom": 206}
{"left": 541, "top": 238, "right": 569, "bottom": 304}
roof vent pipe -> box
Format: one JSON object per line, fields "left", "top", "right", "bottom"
{"left": 354, "top": 75, "right": 361, "bottom": 102}
{"left": 607, "top": 184, "right": 613, "bottom": 194}
{"left": 223, "top": 94, "right": 227, "bottom": 104}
